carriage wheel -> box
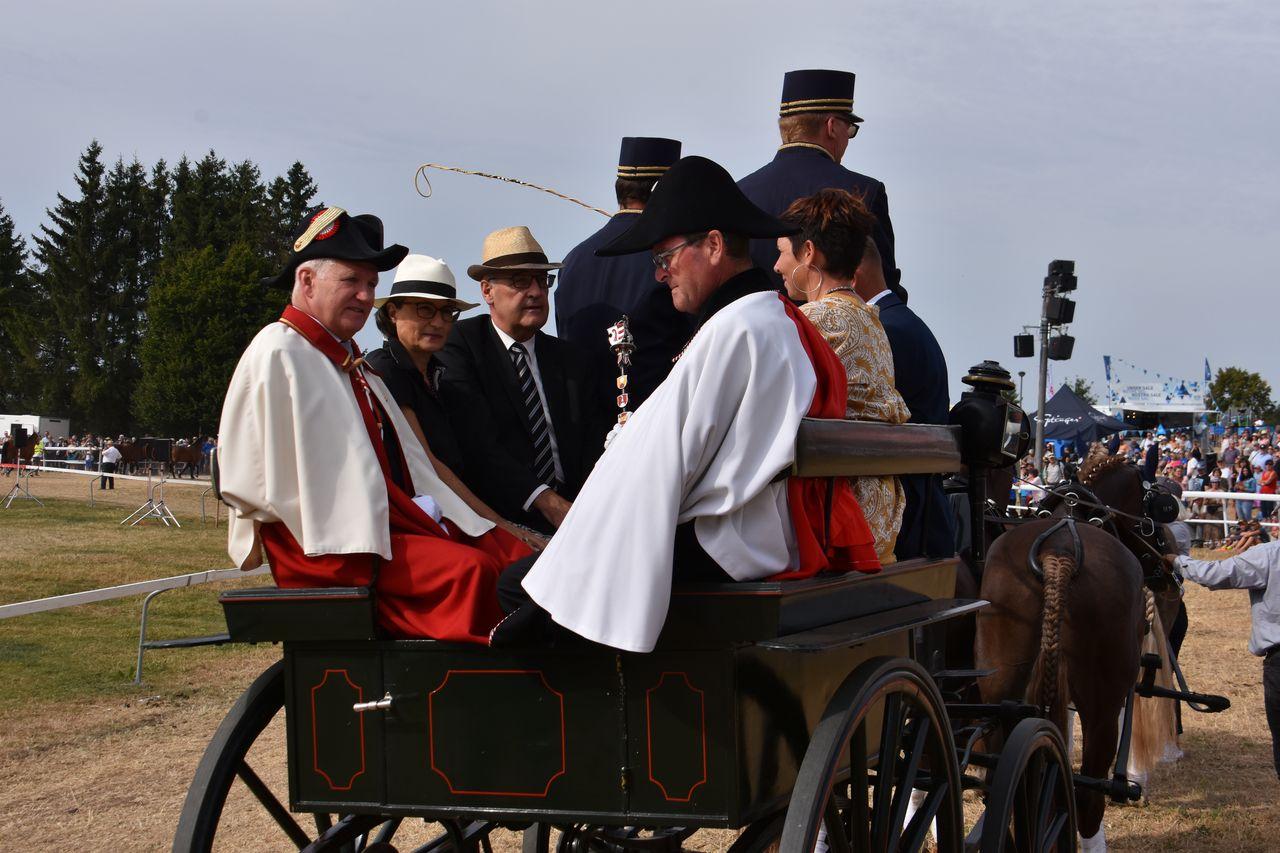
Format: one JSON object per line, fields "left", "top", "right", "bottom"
{"left": 778, "top": 657, "right": 964, "bottom": 853}
{"left": 977, "top": 717, "right": 1077, "bottom": 853}
{"left": 174, "top": 661, "right": 493, "bottom": 853}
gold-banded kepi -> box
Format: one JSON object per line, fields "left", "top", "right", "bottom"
{"left": 778, "top": 70, "right": 863, "bottom": 124}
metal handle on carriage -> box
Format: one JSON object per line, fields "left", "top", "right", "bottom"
{"left": 353, "top": 692, "right": 394, "bottom": 713}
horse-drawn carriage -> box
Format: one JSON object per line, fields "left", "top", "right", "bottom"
{"left": 173, "top": 363, "right": 1093, "bottom": 852}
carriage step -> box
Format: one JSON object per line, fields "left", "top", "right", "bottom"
{"left": 142, "top": 633, "right": 231, "bottom": 650}
{"left": 931, "top": 668, "right": 995, "bottom": 682}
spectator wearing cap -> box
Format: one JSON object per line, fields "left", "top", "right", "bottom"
{"left": 437, "top": 227, "right": 613, "bottom": 534}
{"left": 365, "top": 255, "right": 547, "bottom": 553}
{"left": 739, "top": 69, "right": 898, "bottom": 294}
{"left": 555, "top": 137, "right": 692, "bottom": 408}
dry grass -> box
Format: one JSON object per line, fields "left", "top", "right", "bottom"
{"left": 1, "top": 486, "right": 1277, "bottom": 850}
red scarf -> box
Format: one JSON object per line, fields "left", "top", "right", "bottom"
{"left": 773, "top": 294, "right": 882, "bottom": 578}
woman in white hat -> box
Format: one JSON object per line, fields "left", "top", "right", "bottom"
{"left": 365, "top": 255, "right": 547, "bottom": 551}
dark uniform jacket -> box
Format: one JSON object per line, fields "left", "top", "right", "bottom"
{"left": 738, "top": 145, "right": 897, "bottom": 289}
{"left": 873, "top": 291, "right": 954, "bottom": 559}
{"left": 555, "top": 212, "right": 694, "bottom": 407}
{"left": 436, "top": 315, "right": 613, "bottom": 532}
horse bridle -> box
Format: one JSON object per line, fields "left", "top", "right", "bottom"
{"left": 1017, "top": 476, "right": 1179, "bottom": 585}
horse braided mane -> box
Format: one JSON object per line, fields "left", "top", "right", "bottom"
{"left": 1078, "top": 444, "right": 1129, "bottom": 485}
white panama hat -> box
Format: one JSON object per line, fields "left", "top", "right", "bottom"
{"left": 374, "top": 254, "right": 479, "bottom": 310}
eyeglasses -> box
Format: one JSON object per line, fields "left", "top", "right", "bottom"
{"left": 488, "top": 272, "right": 555, "bottom": 291}
{"left": 834, "top": 114, "right": 860, "bottom": 139}
{"left": 402, "top": 302, "right": 461, "bottom": 322}
{"left": 652, "top": 233, "right": 707, "bottom": 271}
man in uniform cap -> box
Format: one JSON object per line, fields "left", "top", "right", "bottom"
{"left": 218, "top": 206, "right": 529, "bottom": 643}
{"left": 497, "top": 156, "right": 881, "bottom": 652}
{"left": 437, "top": 226, "right": 613, "bottom": 534}
{"left": 555, "top": 136, "right": 693, "bottom": 407}
{"left": 738, "top": 69, "right": 900, "bottom": 295}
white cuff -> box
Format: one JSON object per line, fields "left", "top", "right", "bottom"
{"left": 523, "top": 484, "right": 551, "bottom": 511}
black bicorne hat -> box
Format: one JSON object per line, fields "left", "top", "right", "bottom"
{"left": 780, "top": 69, "right": 863, "bottom": 124}
{"left": 264, "top": 206, "right": 410, "bottom": 288}
{"left": 595, "top": 156, "right": 798, "bottom": 257}
{"left": 616, "top": 137, "right": 682, "bottom": 180}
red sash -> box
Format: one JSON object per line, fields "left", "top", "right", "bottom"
{"left": 772, "top": 295, "right": 882, "bottom": 578}
{"left": 261, "top": 307, "right": 530, "bottom": 642}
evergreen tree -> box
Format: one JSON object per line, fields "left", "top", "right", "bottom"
{"left": 133, "top": 243, "right": 282, "bottom": 434}
{"left": 0, "top": 199, "right": 33, "bottom": 411}
{"left": 29, "top": 140, "right": 108, "bottom": 424}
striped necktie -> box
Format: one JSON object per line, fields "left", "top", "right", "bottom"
{"left": 508, "top": 342, "right": 557, "bottom": 487}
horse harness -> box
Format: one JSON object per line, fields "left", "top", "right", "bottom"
{"left": 1026, "top": 478, "right": 1178, "bottom": 585}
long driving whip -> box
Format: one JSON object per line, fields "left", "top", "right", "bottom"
{"left": 414, "top": 163, "right": 611, "bottom": 217}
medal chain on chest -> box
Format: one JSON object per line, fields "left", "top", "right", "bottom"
{"left": 606, "top": 316, "right": 635, "bottom": 424}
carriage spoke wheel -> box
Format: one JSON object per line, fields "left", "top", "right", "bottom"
{"left": 977, "top": 718, "right": 1077, "bottom": 853}
{"left": 778, "top": 657, "right": 964, "bottom": 853}
{"left": 175, "top": 661, "right": 488, "bottom": 853}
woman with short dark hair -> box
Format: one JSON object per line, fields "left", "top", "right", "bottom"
{"left": 365, "top": 254, "right": 546, "bottom": 551}
{"left": 776, "top": 188, "right": 910, "bottom": 562}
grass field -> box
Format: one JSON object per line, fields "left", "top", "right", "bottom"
{"left": 1, "top": 471, "right": 1278, "bottom": 850}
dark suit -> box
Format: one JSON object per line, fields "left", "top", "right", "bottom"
{"left": 873, "top": 291, "right": 954, "bottom": 559}
{"left": 437, "top": 316, "right": 612, "bottom": 532}
{"left": 555, "top": 212, "right": 693, "bottom": 407}
{"left": 738, "top": 145, "right": 897, "bottom": 290}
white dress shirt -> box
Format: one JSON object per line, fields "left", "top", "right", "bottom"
{"left": 491, "top": 321, "right": 566, "bottom": 509}
{"left": 866, "top": 289, "right": 892, "bottom": 307}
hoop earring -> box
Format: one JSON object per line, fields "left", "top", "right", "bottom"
{"left": 802, "top": 263, "right": 825, "bottom": 300}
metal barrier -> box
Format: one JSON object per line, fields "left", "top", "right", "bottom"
{"left": 1180, "top": 489, "right": 1280, "bottom": 537}
{"left": 0, "top": 566, "right": 270, "bottom": 684}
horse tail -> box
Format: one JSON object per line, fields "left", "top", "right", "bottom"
{"left": 1130, "top": 589, "right": 1179, "bottom": 776}
{"left": 1028, "top": 550, "right": 1074, "bottom": 733}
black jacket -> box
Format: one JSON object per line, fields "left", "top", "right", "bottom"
{"left": 871, "top": 291, "right": 955, "bottom": 559}
{"left": 555, "top": 212, "right": 694, "bottom": 408}
{"left": 364, "top": 341, "right": 469, "bottom": 480}
{"left": 436, "top": 316, "right": 613, "bottom": 531}
{"left": 738, "top": 145, "right": 897, "bottom": 289}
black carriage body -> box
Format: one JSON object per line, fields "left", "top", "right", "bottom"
{"left": 233, "top": 559, "right": 968, "bottom": 828}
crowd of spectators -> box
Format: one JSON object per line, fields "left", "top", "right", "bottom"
{"left": 1012, "top": 427, "right": 1280, "bottom": 528}
{"left": 0, "top": 431, "right": 218, "bottom": 476}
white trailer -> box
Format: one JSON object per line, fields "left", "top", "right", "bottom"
{"left": 0, "top": 414, "right": 72, "bottom": 441}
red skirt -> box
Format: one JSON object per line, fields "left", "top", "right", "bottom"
{"left": 260, "top": 485, "right": 530, "bottom": 643}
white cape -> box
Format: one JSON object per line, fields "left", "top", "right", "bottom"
{"left": 522, "top": 291, "right": 816, "bottom": 652}
{"left": 218, "top": 322, "right": 493, "bottom": 570}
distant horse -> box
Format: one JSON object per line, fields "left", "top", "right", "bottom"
{"left": 170, "top": 444, "right": 204, "bottom": 479}
{"left": 975, "top": 451, "right": 1155, "bottom": 850}
{"left": 1, "top": 436, "right": 35, "bottom": 472}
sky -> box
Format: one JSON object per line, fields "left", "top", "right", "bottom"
{"left": 3, "top": 0, "right": 1278, "bottom": 407}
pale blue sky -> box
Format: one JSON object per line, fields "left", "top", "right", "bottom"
{"left": 4, "top": 0, "right": 1277, "bottom": 403}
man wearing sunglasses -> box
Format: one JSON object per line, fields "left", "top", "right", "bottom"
{"left": 438, "top": 226, "right": 613, "bottom": 535}
{"left": 738, "top": 68, "right": 899, "bottom": 297}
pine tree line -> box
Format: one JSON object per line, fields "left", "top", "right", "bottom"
{"left": 0, "top": 140, "right": 317, "bottom": 436}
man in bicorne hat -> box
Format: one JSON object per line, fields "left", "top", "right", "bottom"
{"left": 499, "top": 157, "right": 882, "bottom": 653}
{"left": 217, "top": 206, "right": 530, "bottom": 643}
{"left": 437, "top": 226, "right": 612, "bottom": 534}
{"left": 738, "top": 69, "right": 899, "bottom": 295}
{"left": 555, "top": 136, "right": 693, "bottom": 407}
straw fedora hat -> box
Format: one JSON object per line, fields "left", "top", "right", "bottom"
{"left": 374, "top": 254, "right": 479, "bottom": 310}
{"left": 466, "top": 226, "right": 562, "bottom": 281}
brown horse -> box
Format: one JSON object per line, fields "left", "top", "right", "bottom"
{"left": 1, "top": 436, "right": 35, "bottom": 471}
{"left": 976, "top": 452, "right": 1154, "bottom": 849}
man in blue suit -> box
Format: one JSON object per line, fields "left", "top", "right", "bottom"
{"left": 555, "top": 137, "right": 692, "bottom": 408}
{"left": 854, "top": 240, "right": 954, "bottom": 559}
{"left": 738, "top": 69, "right": 899, "bottom": 294}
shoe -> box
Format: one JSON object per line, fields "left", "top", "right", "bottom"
{"left": 488, "top": 604, "right": 555, "bottom": 648}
